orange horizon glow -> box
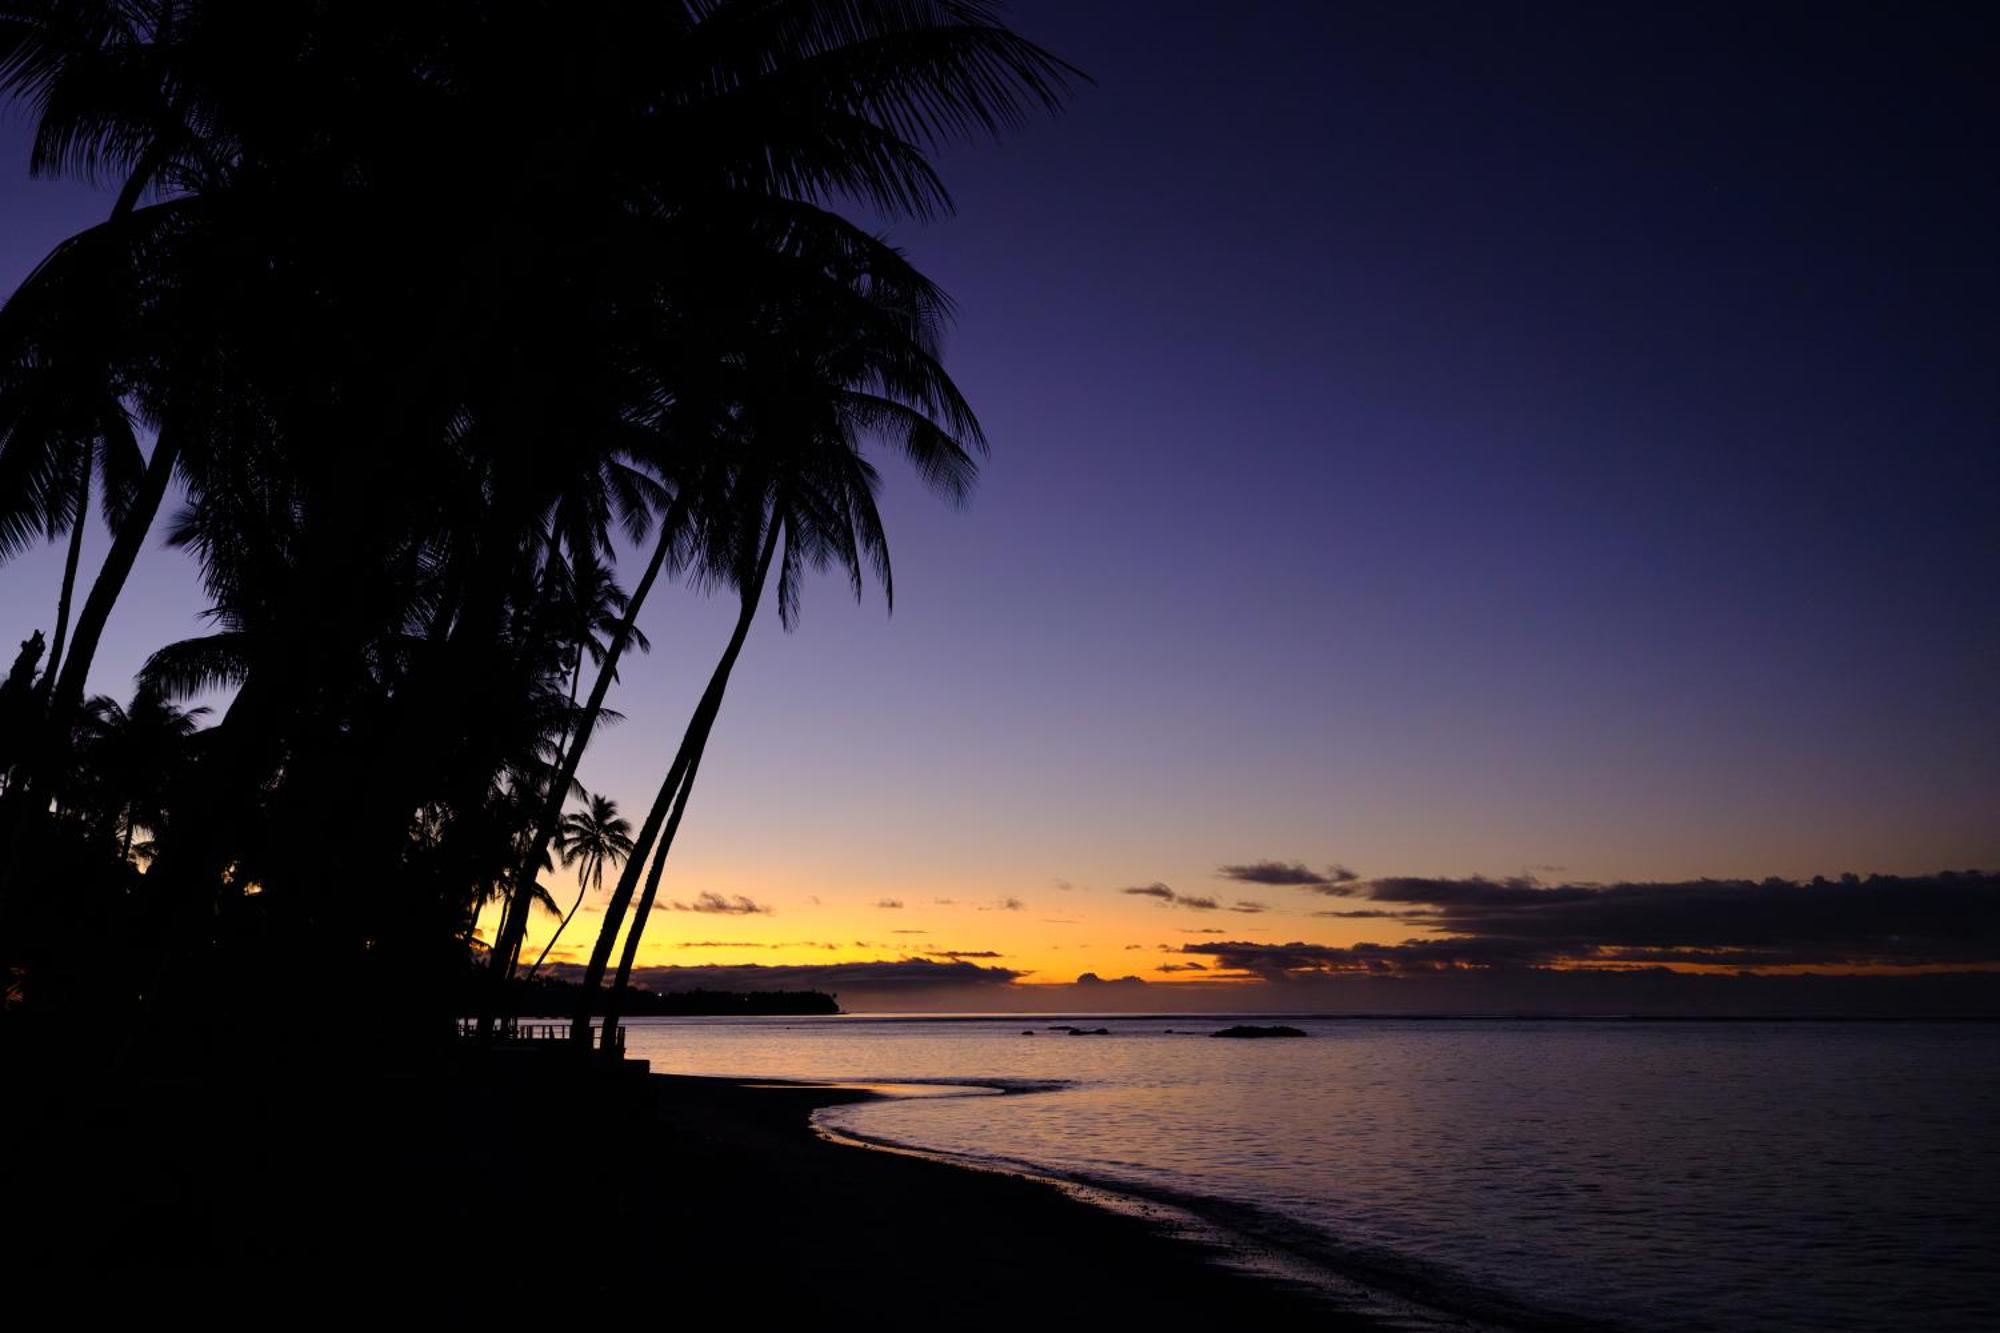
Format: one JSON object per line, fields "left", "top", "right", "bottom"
{"left": 475, "top": 871, "right": 1991, "bottom": 993}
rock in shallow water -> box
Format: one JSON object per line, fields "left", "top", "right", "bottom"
{"left": 1210, "top": 1024, "right": 1308, "bottom": 1039}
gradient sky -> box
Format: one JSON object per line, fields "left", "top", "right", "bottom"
{"left": 2, "top": 1, "right": 1994, "bottom": 1003}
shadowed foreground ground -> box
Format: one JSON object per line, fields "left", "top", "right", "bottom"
{"left": 10, "top": 1056, "right": 1361, "bottom": 1325}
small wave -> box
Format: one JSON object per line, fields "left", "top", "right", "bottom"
{"left": 813, "top": 1103, "right": 1625, "bottom": 1333}
{"left": 854, "top": 1075, "right": 1076, "bottom": 1096}
{"left": 740, "top": 1075, "right": 1075, "bottom": 1100}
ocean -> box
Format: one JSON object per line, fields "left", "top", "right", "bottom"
{"left": 621, "top": 1014, "right": 2000, "bottom": 1331}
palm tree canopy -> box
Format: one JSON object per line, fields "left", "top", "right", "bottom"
{"left": 557, "top": 793, "right": 635, "bottom": 895}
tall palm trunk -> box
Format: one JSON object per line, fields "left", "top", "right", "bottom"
{"left": 0, "top": 430, "right": 178, "bottom": 906}
{"left": 21, "top": 156, "right": 168, "bottom": 745}
{"left": 597, "top": 701, "right": 716, "bottom": 1049}
{"left": 44, "top": 429, "right": 179, "bottom": 747}
{"left": 568, "top": 520, "right": 779, "bottom": 1049}
{"left": 478, "top": 507, "right": 680, "bottom": 1032}
{"left": 37, "top": 449, "right": 91, "bottom": 707}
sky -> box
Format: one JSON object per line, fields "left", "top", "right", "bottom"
{"left": 2, "top": 1, "right": 1995, "bottom": 1010}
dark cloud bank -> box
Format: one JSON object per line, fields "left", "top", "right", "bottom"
{"left": 1155, "top": 869, "right": 2000, "bottom": 1018}
{"left": 1232, "top": 870, "right": 2000, "bottom": 972}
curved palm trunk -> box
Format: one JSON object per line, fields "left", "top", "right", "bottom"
{"left": 22, "top": 164, "right": 170, "bottom": 744}
{"left": 477, "top": 509, "right": 680, "bottom": 1034}
{"left": 0, "top": 431, "right": 178, "bottom": 905}
{"left": 37, "top": 451, "right": 91, "bottom": 707}
{"left": 521, "top": 869, "right": 594, "bottom": 981}
{"left": 568, "top": 521, "right": 779, "bottom": 1049}
{"left": 597, "top": 707, "right": 715, "bottom": 1050}
{"left": 45, "top": 429, "right": 179, "bottom": 745}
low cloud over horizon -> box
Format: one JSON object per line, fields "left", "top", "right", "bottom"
{"left": 1122, "top": 882, "right": 1267, "bottom": 912}
{"left": 671, "top": 893, "right": 772, "bottom": 916}
{"left": 1182, "top": 870, "right": 2000, "bottom": 975}
{"left": 1217, "top": 861, "right": 1359, "bottom": 892}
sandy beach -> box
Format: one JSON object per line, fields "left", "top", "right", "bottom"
{"left": 11, "top": 1055, "right": 1366, "bottom": 1325}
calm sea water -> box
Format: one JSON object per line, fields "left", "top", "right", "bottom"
{"left": 622, "top": 1015, "right": 2000, "bottom": 1331}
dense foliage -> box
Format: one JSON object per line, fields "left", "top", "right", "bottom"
{"left": 0, "top": 0, "right": 1071, "bottom": 1068}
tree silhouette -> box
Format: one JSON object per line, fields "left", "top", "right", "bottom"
{"left": 521, "top": 793, "right": 634, "bottom": 982}
{"left": 0, "top": 0, "right": 1075, "bottom": 1063}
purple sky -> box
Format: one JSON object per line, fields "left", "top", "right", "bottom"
{"left": 3, "top": 2, "right": 1994, "bottom": 981}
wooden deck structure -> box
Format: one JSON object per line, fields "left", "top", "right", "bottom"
{"left": 456, "top": 1018, "right": 625, "bottom": 1050}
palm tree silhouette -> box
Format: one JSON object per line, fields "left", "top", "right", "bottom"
{"left": 0, "top": 1, "right": 1077, "bottom": 1057}
{"left": 0, "top": 0, "right": 246, "bottom": 785}
{"left": 520, "top": 793, "right": 634, "bottom": 982}
{"left": 574, "top": 226, "right": 983, "bottom": 1047}
{"left": 73, "top": 684, "right": 209, "bottom": 861}
{"left": 547, "top": 557, "right": 651, "bottom": 762}
{"left": 0, "top": 333, "right": 143, "bottom": 708}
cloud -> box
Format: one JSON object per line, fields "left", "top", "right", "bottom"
{"left": 927, "top": 949, "right": 1004, "bottom": 960}
{"left": 1217, "top": 861, "right": 1359, "bottom": 893}
{"left": 891, "top": 928, "right": 928, "bottom": 934}
{"left": 675, "top": 941, "right": 769, "bottom": 948}
{"left": 1178, "top": 927, "right": 1226, "bottom": 934}
{"left": 1123, "top": 883, "right": 1222, "bottom": 910}
{"left": 1312, "top": 909, "right": 1427, "bottom": 919}
{"left": 933, "top": 898, "right": 956, "bottom": 906}
{"left": 1183, "top": 938, "right": 1539, "bottom": 979}
{"left": 1372, "top": 871, "right": 2000, "bottom": 967}
{"left": 1230, "top": 900, "right": 1269, "bottom": 914}
{"left": 875, "top": 898, "right": 904, "bottom": 909}
{"left": 1053, "top": 878, "right": 1076, "bottom": 892}
{"left": 1075, "top": 972, "right": 1146, "bottom": 986}
{"left": 976, "top": 897, "right": 1025, "bottom": 911}
{"left": 1156, "top": 962, "right": 1208, "bottom": 973}
{"left": 671, "top": 893, "right": 773, "bottom": 916}
{"left": 1189, "top": 871, "right": 2000, "bottom": 975}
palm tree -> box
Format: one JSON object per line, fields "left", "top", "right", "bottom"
{"left": 519, "top": 793, "right": 632, "bottom": 981}
{"left": 72, "top": 682, "right": 208, "bottom": 861}
{"left": 0, "top": 338, "right": 144, "bottom": 706}
{"left": 0, "top": 0, "right": 243, "bottom": 769}
{"left": 574, "top": 226, "right": 985, "bottom": 1048}
{"left": 0, "top": 1, "right": 1076, "bottom": 1055}
{"left": 481, "top": 0, "right": 1078, "bottom": 1037}
{"left": 547, "top": 556, "right": 650, "bottom": 760}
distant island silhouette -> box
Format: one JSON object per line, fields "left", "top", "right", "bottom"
{"left": 494, "top": 975, "right": 840, "bottom": 1019}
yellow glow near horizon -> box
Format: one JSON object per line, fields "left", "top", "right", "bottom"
{"left": 474, "top": 865, "right": 1979, "bottom": 997}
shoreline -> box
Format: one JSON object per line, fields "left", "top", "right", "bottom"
{"left": 640, "top": 1070, "right": 1377, "bottom": 1325}
{"left": 801, "top": 1077, "right": 1612, "bottom": 1333}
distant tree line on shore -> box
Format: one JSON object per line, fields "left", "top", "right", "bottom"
{"left": 0, "top": 0, "right": 1072, "bottom": 1070}
{"left": 497, "top": 974, "right": 840, "bottom": 1019}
